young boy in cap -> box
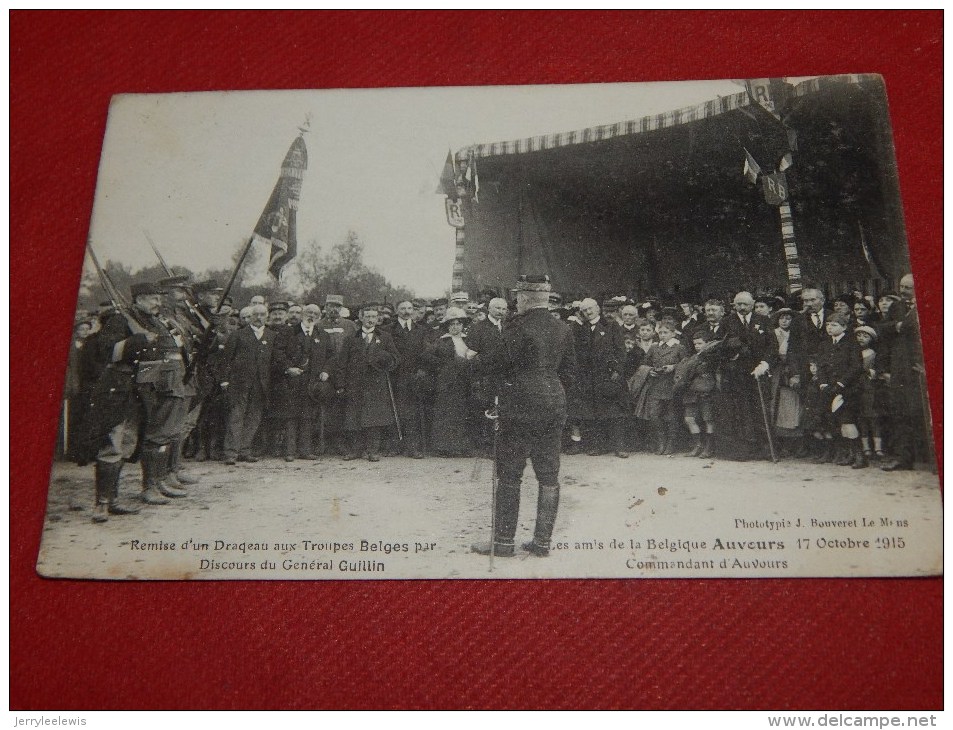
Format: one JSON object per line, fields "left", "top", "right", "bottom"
{"left": 815, "top": 312, "right": 866, "bottom": 468}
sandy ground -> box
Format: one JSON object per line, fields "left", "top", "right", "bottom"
{"left": 36, "top": 450, "right": 942, "bottom": 581}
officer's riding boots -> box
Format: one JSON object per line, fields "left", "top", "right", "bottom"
{"left": 166, "top": 438, "right": 199, "bottom": 487}
{"left": 471, "top": 481, "right": 521, "bottom": 557}
{"left": 141, "top": 446, "right": 180, "bottom": 503}
{"left": 92, "top": 460, "right": 141, "bottom": 522}
{"left": 523, "top": 483, "right": 560, "bottom": 557}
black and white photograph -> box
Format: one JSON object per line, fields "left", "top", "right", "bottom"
{"left": 37, "top": 76, "right": 942, "bottom": 580}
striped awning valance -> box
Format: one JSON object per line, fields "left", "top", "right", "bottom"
{"left": 455, "top": 75, "right": 874, "bottom": 162}
{"left": 456, "top": 90, "right": 750, "bottom": 162}
{"left": 791, "top": 73, "right": 870, "bottom": 98}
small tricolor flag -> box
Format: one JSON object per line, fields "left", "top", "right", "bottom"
{"left": 743, "top": 148, "right": 761, "bottom": 185}
{"left": 436, "top": 149, "right": 457, "bottom": 198}
{"left": 465, "top": 150, "right": 479, "bottom": 203}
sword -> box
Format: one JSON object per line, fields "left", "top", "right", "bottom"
{"left": 485, "top": 396, "right": 500, "bottom": 571}
{"left": 62, "top": 399, "right": 69, "bottom": 458}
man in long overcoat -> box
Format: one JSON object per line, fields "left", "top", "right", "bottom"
{"left": 272, "top": 303, "right": 332, "bottom": 461}
{"left": 714, "top": 291, "right": 774, "bottom": 460}
{"left": 220, "top": 303, "right": 275, "bottom": 464}
{"left": 334, "top": 304, "right": 400, "bottom": 462}
{"left": 465, "top": 296, "right": 508, "bottom": 452}
{"left": 569, "top": 298, "right": 628, "bottom": 457}
{"left": 878, "top": 274, "right": 928, "bottom": 470}
{"left": 384, "top": 300, "right": 428, "bottom": 458}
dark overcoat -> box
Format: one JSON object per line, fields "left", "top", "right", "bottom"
{"left": 568, "top": 317, "right": 627, "bottom": 420}
{"left": 876, "top": 299, "right": 924, "bottom": 417}
{"left": 815, "top": 334, "right": 864, "bottom": 424}
{"left": 334, "top": 328, "right": 400, "bottom": 430}
{"left": 220, "top": 326, "right": 276, "bottom": 404}
{"left": 271, "top": 325, "right": 332, "bottom": 420}
{"left": 75, "top": 313, "right": 142, "bottom": 461}
{"left": 477, "top": 307, "right": 576, "bottom": 424}
{"left": 385, "top": 319, "right": 430, "bottom": 396}
{"left": 465, "top": 317, "right": 506, "bottom": 407}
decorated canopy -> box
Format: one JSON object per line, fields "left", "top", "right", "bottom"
{"left": 448, "top": 75, "right": 909, "bottom": 301}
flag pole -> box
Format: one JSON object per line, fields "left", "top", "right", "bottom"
{"left": 215, "top": 235, "right": 256, "bottom": 314}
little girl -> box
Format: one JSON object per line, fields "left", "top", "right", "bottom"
{"left": 855, "top": 325, "right": 885, "bottom": 461}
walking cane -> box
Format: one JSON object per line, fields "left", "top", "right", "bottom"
{"left": 915, "top": 365, "right": 936, "bottom": 472}
{"left": 755, "top": 375, "right": 779, "bottom": 463}
{"left": 485, "top": 397, "right": 500, "bottom": 571}
{"left": 62, "top": 399, "right": 69, "bottom": 459}
{"left": 385, "top": 372, "right": 403, "bottom": 441}
{"left": 318, "top": 404, "right": 326, "bottom": 456}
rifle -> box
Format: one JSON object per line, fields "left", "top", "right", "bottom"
{"left": 142, "top": 229, "right": 211, "bottom": 331}
{"left": 86, "top": 245, "right": 150, "bottom": 337}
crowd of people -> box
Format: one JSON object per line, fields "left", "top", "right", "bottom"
{"left": 63, "top": 270, "right": 929, "bottom": 524}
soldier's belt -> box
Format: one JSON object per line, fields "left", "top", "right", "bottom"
{"left": 136, "top": 357, "right": 185, "bottom": 385}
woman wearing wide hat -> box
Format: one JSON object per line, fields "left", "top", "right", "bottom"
{"left": 425, "top": 307, "right": 476, "bottom": 457}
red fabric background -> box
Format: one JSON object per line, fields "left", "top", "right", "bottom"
{"left": 10, "top": 11, "right": 942, "bottom": 710}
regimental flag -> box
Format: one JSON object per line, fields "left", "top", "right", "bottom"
{"left": 436, "top": 149, "right": 457, "bottom": 198}
{"left": 743, "top": 148, "right": 761, "bottom": 185}
{"left": 253, "top": 135, "right": 308, "bottom": 279}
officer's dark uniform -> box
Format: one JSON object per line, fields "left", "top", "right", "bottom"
{"left": 472, "top": 275, "right": 577, "bottom": 558}
{"left": 90, "top": 281, "right": 190, "bottom": 514}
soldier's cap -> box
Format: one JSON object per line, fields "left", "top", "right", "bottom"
{"left": 193, "top": 279, "right": 223, "bottom": 294}
{"left": 516, "top": 274, "right": 551, "bottom": 293}
{"left": 131, "top": 282, "right": 163, "bottom": 298}
{"left": 433, "top": 297, "right": 449, "bottom": 307}
{"left": 854, "top": 325, "right": 878, "bottom": 339}
{"left": 450, "top": 291, "right": 470, "bottom": 303}
{"left": 157, "top": 275, "right": 192, "bottom": 289}
{"left": 268, "top": 302, "right": 288, "bottom": 312}
{"left": 325, "top": 294, "right": 344, "bottom": 305}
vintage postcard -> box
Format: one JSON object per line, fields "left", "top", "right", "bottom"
{"left": 38, "top": 77, "right": 941, "bottom": 580}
